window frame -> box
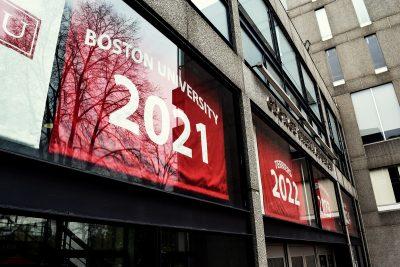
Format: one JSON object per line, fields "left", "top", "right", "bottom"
{"left": 370, "top": 165, "right": 400, "bottom": 212}
{"left": 239, "top": 0, "right": 328, "bottom": 145}
{"left": 365, "top": 34, "right": 388, "bottom": 74}
{"left": 325, "top": 47, "right": 345, "bottom": 86}
{"left": 351, "top": 83, "right": 400, "bottom": 145}
{"left": 315, "top": 7, "right": 333, "bottom": 41}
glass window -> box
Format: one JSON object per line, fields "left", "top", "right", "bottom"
{"left": 239, "top": 0, "right": 274, "bottom": 48}
{"left": 370, "top": 165, "right": 400, "bottom": 210}
{"left": 313, "top": 166, "right": 343, "bottom": 233}
{"left": 266, "top": 244, "right": 287, "bottom": 267}
{"left": 0, "top": 0, "right": 243, "bottom": 206}
{"left": 341, "top": 190, "right": 359, "bottom": 237}
{"left": 254, "top": 115, "right": 317, "bottom": 227}
{"left": 301, "top": 65, "right": 321, "bottom": 121}
{"left": 288, "top": 245, "right": 317, "bottom": 267}
{"left": 241, "top": 28, "right": 284, "bottom": 103}
{"left": 351, "top": 0, "right": 371, "bottom": 27}
{"left": 351, "top": 83, "right": 400, "bottom": 144}
{"left": 315, "top": 8, "right": 332, "bottom": 41}
{"left": 365, "top": 34, "right": 387, "bottom": 73}
{"left": 0, "top": 212, "right": 251, "bottom": 266}
{"left": 190, "top": 0, "right": 231, "bottom": 41}
{"left": 276, "top": 26, "right": 302, "bottom": 93}
{"left": 327, "top": 109, "right": 341, "bottom": 150}
{"left": 326, "top": 48, "right": 345, "bottom": 86}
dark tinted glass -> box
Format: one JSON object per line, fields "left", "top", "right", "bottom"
{"left": 0, "top": 0, "right": 243, "bottom": 206}
{"left": 0, "top": 213, "right": 251, "bottom": 267}
{"left": 268, "top": 258, "right": 286, "bottom": 267}
{"left": 191, "top": 0, "right": 231, "bottom": 41}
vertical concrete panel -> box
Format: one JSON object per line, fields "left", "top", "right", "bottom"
{"left": 292, "top": 11, "right": 321, "bottom": 44}
{"left": 325, "top": 0, "right": 359, "bottom": 36}
{"left": 239, "top": 94, "right": 268, "bottom": 267}
{"left": 365, "top": 0, "right": 400, "bottom": 22}
{"left": 337, "top": 39, "right": 375, "bottom": 81}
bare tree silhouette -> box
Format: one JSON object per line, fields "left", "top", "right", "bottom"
{"left": 47, "top": 1, "right": 178, "bottom": 187}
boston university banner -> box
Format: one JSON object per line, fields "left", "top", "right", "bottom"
{"left": 0, "top": 0, "right": 242, "bottom": 203}
{"left": 254, "top": 115, "right": 316, "bottom": 226}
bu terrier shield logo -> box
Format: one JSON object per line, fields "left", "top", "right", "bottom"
{"left": 0, "top": 0, "right": 41, "bottom": 59}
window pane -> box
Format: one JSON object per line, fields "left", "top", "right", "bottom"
{"left": 351, "top": 0, "right": 371, "bottom": 27}
{"left": 370, "top": 168, "right": 397, "bottom": 206}
{"left": 371, "top": 83, "right": 400, "bottom": 140}
{"left": 365, "top": 35, "right": 386, "bottom": 70}
{"left": 191, "top": 0, "right": 230, "bottom": 41}
{"left": 313, "top": 166, "right": 342, "bottom": 233}
{"left": 327, "top": 110, "right": 341, "bottom": 149}
{"left": 239, "top": 0, "right": 274, "bottom": 48}
{"left": 276, "top": 27, "right": 302, "bottom": 93}
{"left": 351, "top": 89, "right": 384, "bottom": 144}
{"left": 266, "top": 244, "right": 287, "bottom": 267}
{"left": 301, "top": 65, "right": 321, "bottom": 121}
{"left": 0, "top": 0, "right": 244, "bottom": 206}
{"left": 341, "top": 191, "right": 359, "bottom": 237}
{"left": 315, "top": 8, "right": 332, "bottom": 41}
{"left": 254, "top": 115, "right": 317, "bottom": 227}
{"left": 241, "top": 29, "right": 284, "bottom": 102}
{"left": 0, "top": 212, "right": 251, "bottom": 266}
{"left": 291, "top": 256, "right": 304, "bottom": 267}
{"left": 326, "top": 48, "right": 344, "bottom": 84}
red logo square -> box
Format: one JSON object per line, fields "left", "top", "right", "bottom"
{"left": 0, "top": 0, "right": 41, "bottom": 59}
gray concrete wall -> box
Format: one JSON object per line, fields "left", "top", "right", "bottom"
{"left": 286, "top": 0, "right": 400, "bottom": 266}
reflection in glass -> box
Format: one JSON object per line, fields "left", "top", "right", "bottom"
{"left": 351, "top": 83, "right": 400, "bottom": 144}
{"left": 312, "top": 166, "right": 342, "bottom": 233}
{"left": 239, "top": 0, "right": 274, "bottom": 48}
{"left": 254, "top": 115, "right": 316, "bottom": 227}
{"left": 276, "top": 26, "right": 302, "bottom": 93}
{"left": 0, "top": 213, "right": 250, "bottom": 266}
{"left": 241, "top": 28, "right": 284, "bottom": 103}
{"left": 301, "top": 65, "right": 321, "bottom": 121}
{"left": 0, "top": 0, "right": 243, "bottom": 206}
{"left": 191, "top": 0, "right": 231, "bottom": 41}
{"left": 341, "top": 190, "right": 359, "bottom": 237}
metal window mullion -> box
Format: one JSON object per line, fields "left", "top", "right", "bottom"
{"left": 370, "top": 88, "right": 387, "bottom": 140}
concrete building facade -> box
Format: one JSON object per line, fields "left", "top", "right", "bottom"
{"left": 284, "top": 0, "right": 400, "bottom": 266}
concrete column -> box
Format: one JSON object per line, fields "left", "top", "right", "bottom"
{"left": 239, "top": 93, "right": 268, "bottom": 267}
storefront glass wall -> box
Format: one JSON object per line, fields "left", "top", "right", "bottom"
{"left": 0, "top": 0, "right": 244, "bottom": 207}
{"left": 0, "top": 212, "right": 251, "bottom": 267}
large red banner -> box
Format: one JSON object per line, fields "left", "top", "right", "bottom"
{"left": 49, "top": 0, "right": 228, "bottom": 200}
{"left": 255, "top": 118, "right": 313, "bottom": 226}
